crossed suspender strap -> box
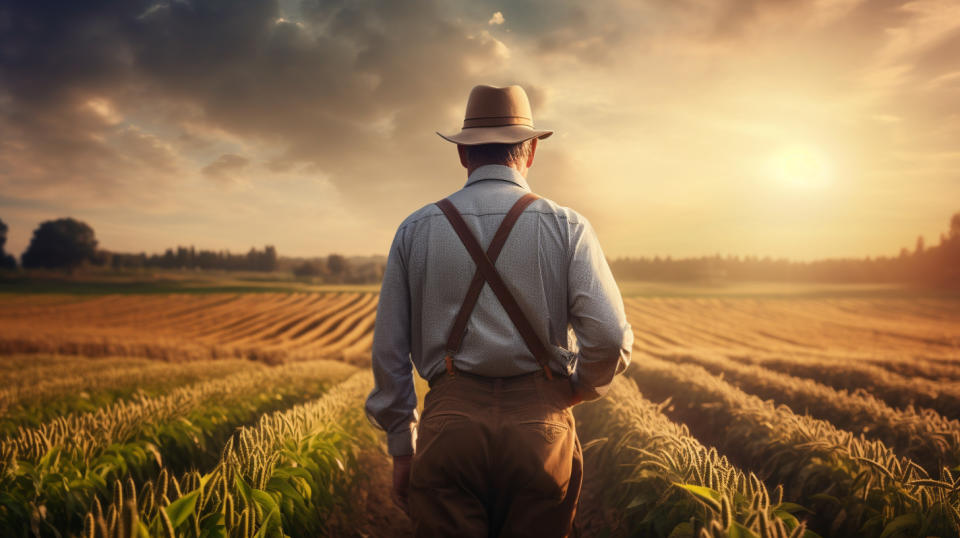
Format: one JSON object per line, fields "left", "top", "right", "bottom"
{"left": 435, "top": 193, "right": 554, "bottom": 380}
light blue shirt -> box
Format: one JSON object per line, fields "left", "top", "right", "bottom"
{"left": 365, "top": 164, "right": 634, "bottom": 455}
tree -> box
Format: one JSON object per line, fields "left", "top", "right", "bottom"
{"left": 292, "top": 260, "right": 323, "bottom": 278}
{"left": 0, "top": 218, "right": 15, "bottom": 269}
{"left": 326, "top": 254, "right": 348, "bottom": 279}
{"left": 21, "top": 218, "right": 98, "bottom": 271}
{"left": 91, "top": 249, "right": 113, "bottom": 267}
{"left": 263, "top": 245, "right": 277, "bottom": 271}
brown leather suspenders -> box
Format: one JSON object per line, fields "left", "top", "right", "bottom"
{"left": 435, "top": 193, "right": 554, "bottom": 380}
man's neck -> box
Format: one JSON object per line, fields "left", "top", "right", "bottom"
{"left": 467, "top": 162, "right": 528, "bottom": 178}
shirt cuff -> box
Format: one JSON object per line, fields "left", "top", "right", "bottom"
{"left": 387, "top": 429, "right": 415, "bottom": 457}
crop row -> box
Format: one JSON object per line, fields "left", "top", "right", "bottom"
{"left": 860, "top": 353, "right": 960, "bottom": 382}
{"left": 0, "top": 293, "right": 379, "bottom": 364}
{"left": 0, "top": 357, "right": 254, "bottom": 433}
{"left": 648, "top": 350, "right": 960, "bottom": 474}
{"left": 729, "top": 354, "right": 960, "bottom": 420}
{"left": 0, "top": 356, "right": 152, "bottom": 384}
{"left": 4, "top": 294, "right": 957, "bottom": 367}
{"left": 84, "top": 371, "right": 378, "bottom": 538}
{"left": 0, "top": 360, "right": 357, "bottom": 534}
{"left": 621, "top": 297, "right": 960, "bottom": 359}
{"left": 626, "top": 357, "right": 960, "bottom": 538}
{"left": 574, "top": 375, "right": 813, "bottom": 538}
{"left": 724, "top": 348, "right": 960, "bottom": 384}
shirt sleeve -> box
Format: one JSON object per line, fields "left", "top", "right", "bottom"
{"left": 364, "top": 225, "right": 418, "bottom": 456}
{"left": 565, "top": 216, "right": 633, "bottom": 401}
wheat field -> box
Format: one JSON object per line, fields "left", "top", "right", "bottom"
{"left": 0, "top": 291, "right": 958, "bottom": 537}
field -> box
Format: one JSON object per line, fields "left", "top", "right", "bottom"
{"left": 0, "top": 284, "right": 959, "bottom": 537}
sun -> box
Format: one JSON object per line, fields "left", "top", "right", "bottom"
{"left": 768, "top": 144, "right": 832, "bottom": 189}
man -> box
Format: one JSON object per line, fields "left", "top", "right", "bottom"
{"left": 365, "top": 84, "right": 633, "bottom": 537}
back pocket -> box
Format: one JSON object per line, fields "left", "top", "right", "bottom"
{"left": 519, "top": 419, "right": 569, "bottom": 444}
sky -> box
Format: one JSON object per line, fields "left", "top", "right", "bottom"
{"left": 1, "top": 0, "right": 958, "bottom": 261}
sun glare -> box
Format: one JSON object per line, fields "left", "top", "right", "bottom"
{"left": 768, "top": 144, "right": 832, "bottom": 189}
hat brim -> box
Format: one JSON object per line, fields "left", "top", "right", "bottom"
{"left": 437, "top": 125, "right": 553, "bottom": 145}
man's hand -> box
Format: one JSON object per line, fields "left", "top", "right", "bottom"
{"left": 392, "top": 455, "right": 413, "bottom": 516}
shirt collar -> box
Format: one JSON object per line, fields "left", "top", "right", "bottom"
{"left": 464, "top": 164, "right": 530, "bottom": 191}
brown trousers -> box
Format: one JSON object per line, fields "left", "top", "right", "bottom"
{"left": 409, "top": 371, "right": 583, "bottom": 538}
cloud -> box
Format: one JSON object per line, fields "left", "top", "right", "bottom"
{"left": 0, "top": 0, "right": 958, "bottom": 259}
{"left": 0, "top": 0, "right": 512, "bottom": 215}
{"left": 201, "top": 154, "right": 251, "bottom": 186}
{"left": 0, "top": 91, "right": 185, "bottom": 210}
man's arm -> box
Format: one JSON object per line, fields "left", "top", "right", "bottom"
{"left": 564, "top": 216, "right": 633, "bottom": 402}
{"left": 364, "top": 226, "right": 418, "bottom": 456}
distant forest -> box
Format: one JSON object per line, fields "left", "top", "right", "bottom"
{"left": 108, "top": 247, "right": 384, "bottom": 284}
{"left": 1, "top": 212, "right": 958, "bottom": 286}
{"left": 109, "top": 245, "right": 279, "bottom": 272}
{"left": 610, "top": 212, "right": 960, "bottom": 286}
{"left": 0, "top": 216, "right": 385, "bottom": 284}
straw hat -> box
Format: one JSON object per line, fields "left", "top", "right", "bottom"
{"left": 437, "top": 85, "right": 553, "bottom": 145}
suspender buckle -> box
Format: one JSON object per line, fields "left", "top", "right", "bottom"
{"left": 444, "top": 354, "right": 456, "bottom": 376}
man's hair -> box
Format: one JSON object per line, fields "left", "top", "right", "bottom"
{"left": 462, "top": 140, "right": 532, "bottom": 167}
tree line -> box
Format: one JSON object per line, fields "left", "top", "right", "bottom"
{"left": 0, "top": 217, "right": 384, "bottom": 283}
{"left": 1, "top": 212, "right": 958, "bottom": 286}
{"left": 609, "top": 211, "right": 960, "bottom": 286}
{"left": 0, "top": 217, "right": 278, "bottom": 273}
{"left": 109, "top": 245, "right": 278, "bottom": 272}
{"left": 287, "top": 255, "right": 385, "bottom": 284}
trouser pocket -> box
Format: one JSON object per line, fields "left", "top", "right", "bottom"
{"left": 411, "top": 402, "right": 480, "bottom": 489}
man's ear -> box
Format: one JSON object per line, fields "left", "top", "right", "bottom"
{"left": 526, "top": 138, "right": 538, "bottom": 168}
{"left": 457, "top": 145, "right": 469, "bottom": 169}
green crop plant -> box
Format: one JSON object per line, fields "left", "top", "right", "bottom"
{"left": 729, "top": 354, "right": 960, "bottom": 421}
{"left": 627, "top": 356, "right": 960, "bottom": 538}
{"left": 0, "top": 360, "right": 357, "bottom": 535}
{"left": 652, "top": 350, "right": 960, "bottom": 474}
{"left": 84, "top": 371, "right": 378, "bottom": 538}
{"left": 576, "top": 375, "right": 817, "bottom": 538}
{"left": 0, "top": 358, "right": 253, "bottom": 434}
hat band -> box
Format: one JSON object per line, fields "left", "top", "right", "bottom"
{"left": 462, "top": 115, "right": 533, "bottom": 128}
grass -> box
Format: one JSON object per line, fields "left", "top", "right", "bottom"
{"left": 0, "top": 270, "right": 380, "bottom": 295}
